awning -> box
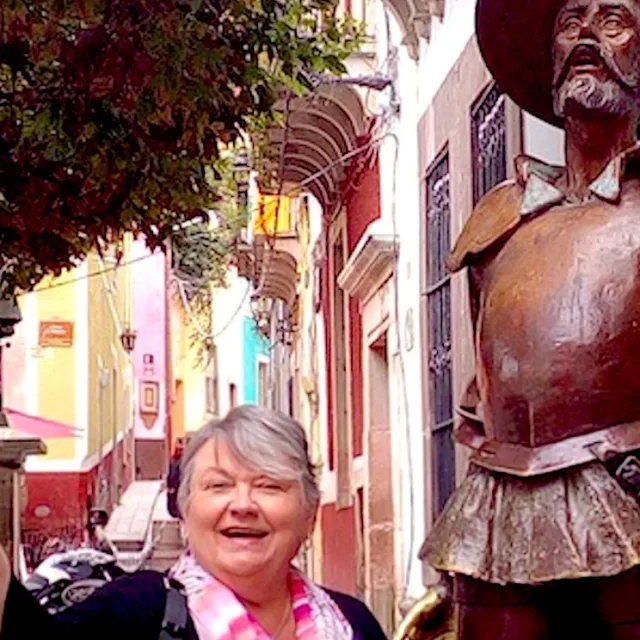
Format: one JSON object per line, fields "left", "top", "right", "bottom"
{"left": 3, "top": 408, "right": 81, "bottom": 439}
{"left": 260, "top": 84, "right": 369, "bottom": 216}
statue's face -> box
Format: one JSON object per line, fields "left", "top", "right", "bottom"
{"left": 552, "top": 0, "right": 640, "bottom": 118}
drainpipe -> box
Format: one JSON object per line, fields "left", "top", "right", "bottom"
{"left": 164, "top": 245, "right": 173, "bottom": 474}
{"left": 97, "top": 357, "right": 109, "bottom": 506}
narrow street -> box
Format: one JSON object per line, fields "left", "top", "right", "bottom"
{"left": 3, "top": 0, "right": 638, "bottom": 638}
{"left": 0, "top": 0, "right": 519, "bottom": 634}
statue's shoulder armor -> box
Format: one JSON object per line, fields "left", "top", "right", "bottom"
{"left": 447, "top": 180, "right": 522, "bottom": 273}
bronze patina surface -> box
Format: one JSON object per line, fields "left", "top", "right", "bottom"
{"left": 452, "top": 151, "right": 640, "bottom": 475}
{"left": 422, "top": 0, "right": 640, "bottom": 636}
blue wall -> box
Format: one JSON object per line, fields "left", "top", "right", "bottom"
{"left": 242, "top": 316, "right": 269, "bottom": 404}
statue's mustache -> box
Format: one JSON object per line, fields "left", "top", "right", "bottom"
{"left": 555, "top": 43, "right": 635, "bottom": 90}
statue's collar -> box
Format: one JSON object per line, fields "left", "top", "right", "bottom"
{"left": 515, "top": 142, "right": 640, "bottom": 217}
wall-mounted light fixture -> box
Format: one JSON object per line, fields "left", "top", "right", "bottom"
{"left": 119, "top": 325, "right": 137, "bottom": 354}
{"left": 250, "top": 297, "right": 271, "bottom": 339}
{"left": 276, "top": 316, "right": 296, "bottom": 347}
{"left": 233, "top": 148, "right": 251, "bottom": 211}
{"left": 311, "top": 73, "right": 393, "bottom": 91}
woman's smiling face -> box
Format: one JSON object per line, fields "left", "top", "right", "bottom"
{"left": 183, "top": 438, "right": 313, "bottom": 585}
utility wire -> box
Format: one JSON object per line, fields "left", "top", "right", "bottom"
{"left": 18, "top": 124, "right": 394, "bottom": 358}
{"left": 173, "top": 273, "right": 252, "bottom": 342}
{"left": 18, "top": 129, "right": 389, "bottom": 299}
{"left": 18, "top": 252, "right": 158, "bottom": 296}
{"left": 17, "top": 224, "right": 220, "bottom": 296}
{"left": 210, "top": 281, "right": 252, "bottom": 339}
{"left": 386, "top": 130, "right": 416, "bottom": 590}
{"left": 173, "top": 276, "right": 211, "bottom": 340}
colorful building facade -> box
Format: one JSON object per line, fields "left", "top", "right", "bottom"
{"left": 242, "top": 316, "right": 270, "bottom": 406}
{"left": 4, "top": 245, "right": 135, "bottom": 558}
{"left": 132, "top": 242, "right": 169, "bottom": 479}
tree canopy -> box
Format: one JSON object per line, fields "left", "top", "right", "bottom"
{"left": 0, "top": 0, "right": 358, "bottom": 292}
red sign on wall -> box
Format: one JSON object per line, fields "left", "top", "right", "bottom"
{"left": 39, "top": 321, "right": 74, "bottom": 348}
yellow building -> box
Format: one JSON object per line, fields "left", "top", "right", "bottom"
{"left": 170, "top": 293, "right": 206, "bottom": 443}
{"left": 169, "top": 274, "right": 218, "bottom": 448}
{"left": 4, "top": 243, "right": 135, "bottom": 549}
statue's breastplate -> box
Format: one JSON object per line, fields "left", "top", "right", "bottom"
{"left": 478, "top": 183, "right": 640, "bottom": 447}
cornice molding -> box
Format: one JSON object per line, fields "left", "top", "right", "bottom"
{"left": 338, "top": 221, "right": 398, "bottom": 302}
{"left": 383, "top": 0, "right": 444, "bottom": 59}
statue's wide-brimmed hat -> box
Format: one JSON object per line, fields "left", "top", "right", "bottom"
{"left": 476, "top": 0, "right": 566, "bottom": 128}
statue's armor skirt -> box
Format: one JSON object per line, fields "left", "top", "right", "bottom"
{"left": 420, "top": 462, "right": 640, "bottom": 585}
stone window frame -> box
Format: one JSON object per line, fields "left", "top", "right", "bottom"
{"left": 328, "top": 212, "right": 354, "bottom": 509}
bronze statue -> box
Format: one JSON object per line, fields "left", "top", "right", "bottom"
{"left": 419, "top": 0, "right": 640, "bottom": 637}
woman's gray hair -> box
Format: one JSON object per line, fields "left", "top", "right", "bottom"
{"left": 177, "top": 404, "right": 320, "bottom": 517}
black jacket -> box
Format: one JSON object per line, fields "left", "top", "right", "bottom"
{"left": 1, "top": 571, "right": 388, "bottom": 639}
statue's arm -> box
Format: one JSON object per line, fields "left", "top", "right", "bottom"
{"left": 445, "top": 182, "right": 521, "bottom": 439}
{"left": 451, "top": 249, "right": 489, "bottom": 439}
{"left": 467, "top": 264, "right": 482, "bottom": 331}
{"left": 447, "top": 180, "right": 521, "bottom": 273}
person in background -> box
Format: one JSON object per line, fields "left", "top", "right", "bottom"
{"left": 86, "top": 507, "right": 117, "bottom": 555}
{"left": 0, "top": 404, "right": 388, "bottom": 640}
{"left": 167, "top": 437, "right": 185, "bottom": 519}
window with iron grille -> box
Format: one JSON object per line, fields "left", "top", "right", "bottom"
{"left": 471, "top": 83, "right": 507, "bottom": 205}
{"left": 425, "top": 153, "right": 455, "bottom": 516}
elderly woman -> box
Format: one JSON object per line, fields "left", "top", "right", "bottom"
{"left": 0, "top": 405, "right": 388, "bottom": 640}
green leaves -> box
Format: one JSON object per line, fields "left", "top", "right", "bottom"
{"left": 0, "top": 0, "right": 360, "bottom": 292}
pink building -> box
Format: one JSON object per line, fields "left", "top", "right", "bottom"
{"left": 131, "top": 241, "right": 171, "bottom": 479}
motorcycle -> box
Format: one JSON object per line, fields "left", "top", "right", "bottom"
{"left": 23, "top": 547, "right": 126, "bottom": 614}
{"left": 23, "top": 508, "right": 127, "bottom": 614}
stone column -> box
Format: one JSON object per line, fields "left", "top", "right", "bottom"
{"left": 0, "top": 425, "right": 45, "bottom": 572}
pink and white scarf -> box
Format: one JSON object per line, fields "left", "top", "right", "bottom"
{"left": 170, "top": 550, "right": 354, "bottom": 640}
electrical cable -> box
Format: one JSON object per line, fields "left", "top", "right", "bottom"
{"left": 17, "top": 223, "right": 224, "bottom": 297}
{"left": 18, "top": 251, "right": 158, "bottom": 296}
{"left": 386, "top": 128, "right": 417, "bottom": 593}
{"left": 173, "top": 276, "right": 211, "bottom": 340}
{"left": 173, "top": 273, "right": 251, "bottom": 341}
{"left": 210, "top": 281, "right": 252, "bottom": 340}
{"left": 99, "top": 263, "right": 124, "bottom": 337}
{"left": 376, "top": 4, "right": 417, "bottom": 592}
{"left": 19, "top": 129, "right": 388, "bottom": 299}
{"left": 18, "top": 112, "right": 399, "bottom": 359}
